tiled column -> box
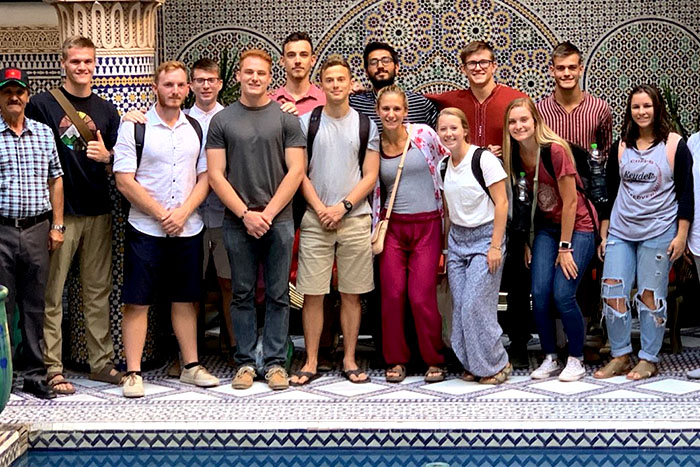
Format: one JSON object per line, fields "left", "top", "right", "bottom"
{"left": 44, "top": 0, "right": 166, "bottom": 369}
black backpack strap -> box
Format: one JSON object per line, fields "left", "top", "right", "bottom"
{"left": 358, "top": 111, "right": 370, "bottom": 175}
{"left": 471, "top": 147, "right": 493, "bottom": 201}
{"left": 306, "top": 105, "right": 324, "bottom": 167}
{"left": 541, "top": 143, "right": 600, "bottom": 243}
{"left": 184, "top": 114, "right": 204, "bottom": 150}
{"left": 134, "top": 122, "right": 145, "bottom": 169}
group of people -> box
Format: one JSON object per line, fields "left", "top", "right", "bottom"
{"left": 1, "top": 31, "right": 698, "bottom": 400}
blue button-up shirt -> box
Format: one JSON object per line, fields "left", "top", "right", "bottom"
{"left": 0, "top": 115, "right": 62, "bottom": 218}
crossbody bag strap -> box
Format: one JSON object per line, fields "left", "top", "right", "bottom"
{"left": 384, "top": 124, "right": 414, "bottom": 221}
{"left": 49, "top": 88, "right": 94, "bottom": 143}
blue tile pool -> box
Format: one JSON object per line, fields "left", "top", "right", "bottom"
{"left": 16, "top": 447, "right": 700, "bottom": 466}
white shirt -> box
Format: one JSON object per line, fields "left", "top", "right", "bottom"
{"left": 185, "top": 102, "right": 224, "bottom": 140}
{"left": 443, "top": 145, "right": 506, "bottom": 228}
{"left": 113, "top": 105, "right": 207, "bottom": 237}
{"left": 687, "top": 132, "right": 700, "bottom": 255}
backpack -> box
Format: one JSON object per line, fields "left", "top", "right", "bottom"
{"left": 134, "top": 114, "right": 203, "bottom": 167}
{"left": 121, "top": 115, "right": 203, "bottom": 212}
{"left": 292, "top": 106, "right": 371, "bottom": 229}
{"left": 540, "top": 142, "right": 601, "bottom": 242}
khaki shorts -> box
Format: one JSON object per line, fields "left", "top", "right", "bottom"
{"left": 203, "top": 227, "right": 231, "bottom": 280}
{"left": 296, "top": 211, "right": 374, "bottom": 295}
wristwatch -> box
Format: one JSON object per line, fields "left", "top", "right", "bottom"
{"left": 342, "top": 199, "right": 353, "bottom": 212}
{"left": 51, "top": 224, "right": 66, "bottom": 233}
{"left": 558, "top": 241, "right": 572, "bottom": 249}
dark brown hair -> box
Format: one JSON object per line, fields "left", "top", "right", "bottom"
{"left": 621, "top": 84, "right": 672, "bottom": 147}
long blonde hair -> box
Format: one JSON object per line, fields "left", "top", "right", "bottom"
{"left": 502, "top": 97, "right": 574, "bottom": 181}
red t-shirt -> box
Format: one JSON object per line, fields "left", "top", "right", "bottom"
{"left": 524, "top": 143, "right": 596, "bottom": 232}
{"left": 426, "top": 85, "right": 527, "bottom": 149}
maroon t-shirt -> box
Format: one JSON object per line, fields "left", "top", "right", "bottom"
{"left": 426, "top": 84, "right": 527, "bottom": 149}
{"left": 524, "top": 143, "right": 596, "bottom": 232}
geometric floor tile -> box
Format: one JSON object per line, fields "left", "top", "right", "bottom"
{"left": 365, "top": 389, "right": 439, "bottom": 401}
{"left": 602, "top": 376, "right": 633, "bottom": 385}
{"left": 100, "top": 382, "right": 175, "bottom": 397}
{"left": 503, "top": 375, "right": 532, "bottom": 385}
{"left": 398, "top": 376, "right": 426, "bottom": 385}
{"left": 528, "top": 379, "right": 603, "bottom": 395}
{"left": 71, "top": 379, "right": 111, "bottom": 389}
{"left": 637, "top": 379, "right": 700, "bottom": 395}
{"left": 208, "top": 382, "right": 273, "bottom": 397}
{"left": 316, "top": 380, "right": 385, "bottom": 397}
{"left": 152, "top": 391, "right": 222, "bottom": 402}
{"left": 53, "top": 393, "right": 107, "bottom": 403}
{"left": 421, "top": 379, "right": 490, "bottom": 396}
{"left": 261, "top": 390, "right": 333, "bottom": 401}
{"left": 587, "top": 389, "right": 660, "bottom": 400}
{"left": 476, "top": 389, "right": 552, "bottom": 400}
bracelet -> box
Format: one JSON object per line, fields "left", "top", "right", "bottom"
{"left": 558, "top": 248, "right": 574, "bottom": 253}
{"left": 490, "top": 245, "right": 502, "bottom": 251}
{"left": 240, "top": 209, "right": 249, "bottom": 220}
{"left": 442, "top": 249, "right": 448, "bottom": 255}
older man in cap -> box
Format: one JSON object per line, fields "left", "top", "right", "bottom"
{"left": 0, "top": 67, "right": 64, "bottom": 399}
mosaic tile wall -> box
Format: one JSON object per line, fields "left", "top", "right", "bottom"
{"left": 162, "top": 0, "right": 700, "bottom": 133}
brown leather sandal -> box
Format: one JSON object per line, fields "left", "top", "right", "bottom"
{"left": 593, "top": 358, "right": 633, "bottom": 379}
{"left": 385, "top": 365, "right": 406, "bottom": 383}
{"left": 627, "top": 360, "right": 658, "bottom": 380}
{"left": 479, "top": 362, "right": 512, "bottom": 385}
{"left": 48, "top": 373, "right": 76, "bottom": 395}
{"left": 424, "top": 366, "right": 446, "bottom": 383}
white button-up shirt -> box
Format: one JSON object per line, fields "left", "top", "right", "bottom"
{"left": 113, "top": 105, "right": 207, "bottom": 237}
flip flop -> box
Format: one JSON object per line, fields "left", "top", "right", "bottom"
{"left": 627, "top": 360, "right": 658, "bottom": 381}
{"left": 385, "top": 364, "right": 406, "bottom": 383}
{"left": 459, "top": 371, "right": 476, "bottom": 382}
{"left": 290, "top": 371, "right": 321, "bottom": 387}
{"left": 593, "top": 358, "right": 633, "bottom": 379}
{"left": 48, "top": 373, "right": 76, "bottom": 395}
{"left": 343, "top": 368, "right": 371, "bottom": 384}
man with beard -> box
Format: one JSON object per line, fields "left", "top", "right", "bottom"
{"left": 349, "top": 42, "right": 437, "bottom": 131}
{"left": 114, "top": 61, "right": 219, "bottom": 398}
{"left": 271, "top": 32, "right": 325, "bottom": 115}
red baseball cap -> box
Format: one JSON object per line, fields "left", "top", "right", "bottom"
{"left": 0, "top": 68, "right": 30, "bottom": 89}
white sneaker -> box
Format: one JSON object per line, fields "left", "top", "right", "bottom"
{"left": 559, "top": 357, "right": 586, "bottom": 382}
{"left": 530, "top": 355, "right": 561, "bottom": 379}
{"left": 122, "top": 373, "right": 144, "bottom": 398}
{"left": 180, "top": 364, "right": 220, "bottom": 387}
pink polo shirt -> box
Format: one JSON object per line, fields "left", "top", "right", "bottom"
{"left": 270, "top": 84, "right": 326, "bottom": 116}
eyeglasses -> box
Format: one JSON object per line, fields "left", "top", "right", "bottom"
{"left": 192, "top": 77, "right": 221, "bottom": 85}
{"left": 464, "top": 59, "right": 494, "bottom": 70}
{"left": 368, "top": 57, "right": 394, "bottom": 67}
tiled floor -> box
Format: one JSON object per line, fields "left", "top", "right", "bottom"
{"left": 3, "top": 330, "right": 700, "bottom": 450}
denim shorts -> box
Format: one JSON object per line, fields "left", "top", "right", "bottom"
{"left": 123, "top": 225, "right": 203, "bottom": 305}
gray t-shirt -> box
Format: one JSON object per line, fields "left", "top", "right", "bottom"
{"left": 300, "top": 108, "right": 379, "bottom": 217}
{"left": 380, "top": 145, "right": 439, "bottom": 214}
{"left": 609, "top": 141, "right": 677, "bottom": 241}
{"left": 207, "top": 100, "right": 306, "bottom": 222}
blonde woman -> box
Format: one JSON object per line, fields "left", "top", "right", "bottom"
{"left": 503, "top": 97, "right": 597, "bottom": 382}
{"left": 371, "top": 85, "right": 448, "bottom": 383}
{"left": 437, "top": 107, "right": 511, "bottom": 384}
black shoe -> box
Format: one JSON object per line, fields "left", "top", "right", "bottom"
{"left": 23, "top": 379, "right": 57, "bottom": 400}
{"left": 509, "top": 345, "right": 530, "bottom": 369}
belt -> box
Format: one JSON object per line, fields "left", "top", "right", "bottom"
{"left": 0, "top": 212, "right": 51, "bottom": 229}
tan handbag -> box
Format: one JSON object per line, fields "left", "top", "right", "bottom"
{"left": 371, "top": 125, "right": 413, "bottom": 255}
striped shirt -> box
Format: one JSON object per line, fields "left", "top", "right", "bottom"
{"left": 536, "top": 92, "right": 613, "bottom": 161}
{"left": 0, "top": 115, "right": 62, "bottom": 219}
{"left": 349, "top": 89, "right": 438, "bottom": 132}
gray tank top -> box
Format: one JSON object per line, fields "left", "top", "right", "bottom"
{"left": 380, "top": 145, "right": 439, "bottom": 214}
{"left": 609, "top": 141, "right": 677, "bottom": 241}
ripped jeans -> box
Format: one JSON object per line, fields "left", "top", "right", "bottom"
{"left": 601, "top": 225, "right": 676, "bottom": 363}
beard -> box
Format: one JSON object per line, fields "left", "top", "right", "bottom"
{"left": 368, "top": 73, "right": 396, "bottom": 90}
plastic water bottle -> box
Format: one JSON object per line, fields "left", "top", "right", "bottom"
{"left": 589, "top": 143, "right": 607, "bottom": 204}
{"left": 516, "top": 172, "right": 529, "bottom": 203}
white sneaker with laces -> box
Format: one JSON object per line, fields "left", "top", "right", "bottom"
{"left": 559, "top": 357, "right": 585, "bottom": 382}
{"left": 122, "top": 373, "right": 144, "bottom": 398}
{"left": 530, "top": 355, "right": 561, "bottom": 379}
